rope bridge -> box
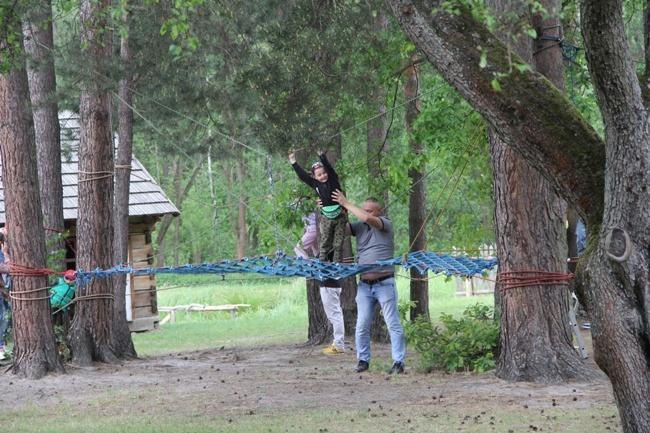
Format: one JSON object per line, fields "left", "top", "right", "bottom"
{"left": 75, "top": 251, "right": 497, "bottom": 285}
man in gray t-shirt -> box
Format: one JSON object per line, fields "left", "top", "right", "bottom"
{"left": 332, "top": 190, "right": 406, "bottom": 374}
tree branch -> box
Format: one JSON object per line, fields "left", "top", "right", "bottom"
{"left": 385, "top": 0, "right": 606, "bottom": 220}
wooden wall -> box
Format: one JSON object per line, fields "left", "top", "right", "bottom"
{"left": 64, "top": 217, "right": 161, "bottom": 332}
{"left": 127, "top": 218, "right": 160, "bottom": 331}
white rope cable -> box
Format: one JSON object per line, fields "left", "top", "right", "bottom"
{"left": 112, "top": 91, "right": 199, "bottom": 165}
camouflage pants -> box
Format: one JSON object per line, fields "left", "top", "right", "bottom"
{"left": 320, "top": 212, "right": 348, "bottom": 263}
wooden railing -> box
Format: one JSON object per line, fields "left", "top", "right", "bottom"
{"left": 158, "top": 304, "right": 251, "bottom": 324}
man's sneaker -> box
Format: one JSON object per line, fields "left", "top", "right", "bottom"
{"left": 388, "top": 362, "right": 405, "bottom": 375}
{"left": 355, "top": 360, "right": 369, "bottom": 373}
{"left": 322, "top": 344, "right": 344, "bottom": 355}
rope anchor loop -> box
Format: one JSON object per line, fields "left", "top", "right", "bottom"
{"left": 604, "top": 227, "right": 632, "bottom": 263}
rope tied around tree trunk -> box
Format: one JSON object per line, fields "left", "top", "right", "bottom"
{"left": 78, "top": 170, "right": 115, "bottom": 182}
{"left": 5, "top": 262, "right": 58, "bottom": 277}
{"left": 9, "top": 285, "right": 51, "bottom": 301}
{"left": 498, "top": 270, "right": 573, "bottom": 291}
{"left": 72, "top": 293, "right": 114, "bottom": 302}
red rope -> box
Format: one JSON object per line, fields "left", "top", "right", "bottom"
{"left": 498, "top": 270, "right": 573, "bottom": 291}
{"left": 7, "top": 262, "right": 58, "bottom": 277}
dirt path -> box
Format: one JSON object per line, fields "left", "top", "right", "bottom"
{"left": 1, "top": 339, "right": 616, "bottom": 421}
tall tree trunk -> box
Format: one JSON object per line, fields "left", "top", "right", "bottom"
{"left": 0, "top": 18, "right": 64, "bottom": 378}
{"left": 207, "top": 146, "right": 220, "bottom": 259}
{"left": 113, "top": 3, "right": 136, "bottom": 358}
{"left": 366, "top": 10, "right": 391, "bottom": 343}
{"left": 404, "top": 55, "right": 429, "bottom": 321}
{"left": 69, "top": 0, "right": 119, "bottom": 366}
{"left": 235, "top": 160, "right": 247, "bottom": 259}
{"left": 22, "top": 0, "right": 66, "bottom": 275}
{"left": 173, "top": 214, "right": 181, "bottom": 266}
{"left": 578, "top": 2, "right": 650, "bottom": 431}
{"left": 487, "top": 0, "right": 593, "bottom": 383}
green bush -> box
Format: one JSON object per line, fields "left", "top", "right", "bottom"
{"left": 405, "top": 303, "right": 499, "bottom": 373}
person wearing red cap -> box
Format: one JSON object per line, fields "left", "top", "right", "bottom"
{"left": 50, "top": 269, "right": 76, "bottom": 312}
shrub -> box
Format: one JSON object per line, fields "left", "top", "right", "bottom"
{"left": 405, "top": 303, "right": 499, "bottom": 373}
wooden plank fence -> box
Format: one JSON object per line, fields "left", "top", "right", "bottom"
{"left": 158, "top": 304, "right": 251, "bottom": 324}
{"left": 453, "top": 244, "right": 497, "bottom": 297}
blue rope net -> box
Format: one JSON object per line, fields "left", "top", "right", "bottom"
{"left": 75, "top": 251, "right": 497, "bottom": 286}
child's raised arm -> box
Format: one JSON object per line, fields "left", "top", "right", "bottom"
{"left": 288, "top": 151, "right": 297, "bottom": 164}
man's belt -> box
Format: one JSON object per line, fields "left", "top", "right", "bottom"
{"left": 360, "top": 274, "right": 394, "bottom": 286}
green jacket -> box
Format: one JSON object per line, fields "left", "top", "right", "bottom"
{"left": 50, "top": 278, "right": 75, "bottom": 311}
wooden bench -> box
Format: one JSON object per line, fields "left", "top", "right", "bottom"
{"left": 158, "top": 304, "right": 251, "bottom": 324}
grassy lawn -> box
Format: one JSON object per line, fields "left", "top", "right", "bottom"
{"left": 133, "top": 272, "right": 492, "bottom": 357}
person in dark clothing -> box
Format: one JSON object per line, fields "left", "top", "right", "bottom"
{"left": 289, "top": 150, "right": 348, "bottom": 263}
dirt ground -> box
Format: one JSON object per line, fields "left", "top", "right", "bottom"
{"left": 0, "top": 329, "right": 620, "bottom": 432}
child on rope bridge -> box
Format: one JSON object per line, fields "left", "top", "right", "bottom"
{"left": 289, "top": 149, "right": 347, "bottom": 263}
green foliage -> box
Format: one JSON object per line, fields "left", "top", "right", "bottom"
{"left": 45, "top": 232, "right": 70, "bottom": 283}
{"left": 404, "top": 303, "right": 499, "bottom": 373}
{"left": 54, "top": 325, "right": 71, "bottom": 362}
{"left": 0, "top": 1, "right": 25, "bottom": 73}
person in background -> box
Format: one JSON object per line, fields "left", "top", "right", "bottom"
{"left": 0, "top": 229, "right": 11, "bottom": 361}
{"left": 332, "top": 191, "right": 406, "bottom": 374}
{"left": 319, "top": 245, "right": 345, "bottom": 355}
{"left": 294, "top": 213, "right": 319, "bottom": 259}
{"left": 51, "top": 269, "right": 76, "bottom": 313}
{"left": 575, "top": 219, "right": 590, "bottom": 329}
{"left": 576, "top": 219, "right": 586, "bottom": 258}
{"left": 289, "top": 149, "right": 347, "bottom": 263}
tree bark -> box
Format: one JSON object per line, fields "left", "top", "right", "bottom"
{"left": 485, "top": 0, "right": 593, "bottom": 383}
{"left": 113, "top": 3, "right": 137, "bottom": 358}
{"left": 70, "top": 0, "right": 119, "bottom": 366}
{"left": 366, "top": 11, "right": 389, "bottom": 203}
{"left": 384, "top": 0, "right": 606, "bottom": 218}
{"left": 0, "top": 20, "right": 64, "bottom": 378}
{"left": 404, "top": 55, "right": 429, "bottom": 321}
{"left": 577, "top": 2, "right": 650, "bottom": 431}
{"left": 235, "top": 160, "right": 247, "bottom": 259}
{"left": 22, "top": 0, "right": 66, "bottom": 275}
{"left": 306, "top": 279, "right": 330, "bottom": 344}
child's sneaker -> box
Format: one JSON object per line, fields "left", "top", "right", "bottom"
{"left": 0, "top": 346, "right": 6, "bottom": 360}
{"left": 322, "top": 344, "right": 344, "bottom": 355}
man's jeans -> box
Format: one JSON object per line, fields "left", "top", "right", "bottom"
{"left": 355, "top": 278, "right": 406, "bottom": 364}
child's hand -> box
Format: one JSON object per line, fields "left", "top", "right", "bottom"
{"left": 315, "top": 149, "right": 322, "bottom": 156}
{"left": 288, "top": 151, "right": 296, "bottom": 164}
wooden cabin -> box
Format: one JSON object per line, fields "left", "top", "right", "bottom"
{"left": 0, "top": 112, "right": 180, "bottom": 332}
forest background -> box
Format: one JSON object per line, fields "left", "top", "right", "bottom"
{"left": 4, "top": 0, "right": 650, "bottom": 430}
{"left": 35, "top": 0, "right": 614, "bottom": 266}
{"left": 48, "top": 0, "right": 596, "bottom": 264}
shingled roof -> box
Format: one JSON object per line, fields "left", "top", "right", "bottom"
{"left": 0, "top": 111, "right": 180, "bottom": 223}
